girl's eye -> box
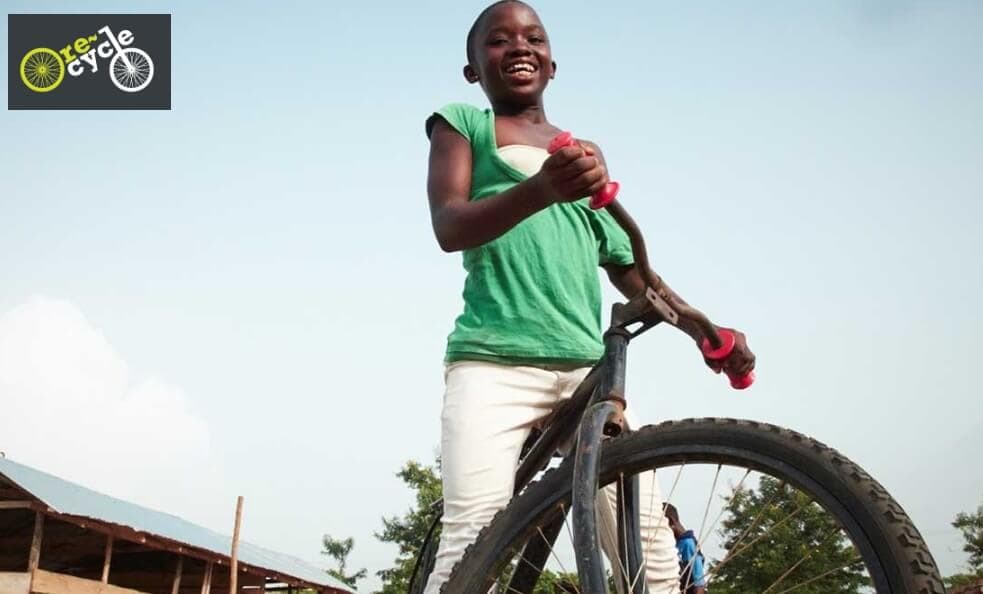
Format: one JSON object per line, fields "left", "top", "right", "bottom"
{"left": 489, "top": 38, "right": 508, "bottom": 46}
{"left": 529, "top": 36, "right": 545, "bottom": 44}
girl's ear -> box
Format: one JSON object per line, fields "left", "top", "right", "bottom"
{"left": 463, "top": 64, "right": 480, "bottom": 84}
{"left": 549, "top": 60, "right": 557, "bottom": 80}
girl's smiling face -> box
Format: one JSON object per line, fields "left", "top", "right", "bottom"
{"left": 465, "top": 2, "right": 556, "bottom": 106}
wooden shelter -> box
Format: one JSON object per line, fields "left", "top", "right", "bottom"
{"left": 0, "top": 458, "right": 354, "bottom": 594}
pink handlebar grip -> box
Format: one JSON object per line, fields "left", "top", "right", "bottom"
{"left": 547, "top": 131, "right": 619, "bottom": 209}
{"left": 700, "top": 328, "right": 755, "bottom": 390}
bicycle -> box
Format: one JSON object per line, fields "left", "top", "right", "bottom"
{"left": 409, "top": 132, "right": 944, "bottom": 594}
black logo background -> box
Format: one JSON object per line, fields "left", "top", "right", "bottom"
{"left": 8, "top": 14, "right": 171, "bottom": 110}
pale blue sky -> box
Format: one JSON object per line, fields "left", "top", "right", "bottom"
{"left": 2, "top": 1, "right": 981, "bottom": 590}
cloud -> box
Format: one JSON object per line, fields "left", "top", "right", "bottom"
{"left": 0, "top": 296, "right": 221, "bottom": 516}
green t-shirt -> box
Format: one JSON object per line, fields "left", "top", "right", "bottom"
{"left": 426, "top": 103, "right": 634, "bottom": 366}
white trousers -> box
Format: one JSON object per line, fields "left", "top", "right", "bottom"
{"left": 424, "top": 361, "right": 680, "bottom": 594}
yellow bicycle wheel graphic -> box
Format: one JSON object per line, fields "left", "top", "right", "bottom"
{"left": 20, "top": 48, "right": 65, "bottom": 93}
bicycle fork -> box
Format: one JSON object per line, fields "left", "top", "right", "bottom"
{"left": 572, "top": 326, "right": 648, "bottom": 594}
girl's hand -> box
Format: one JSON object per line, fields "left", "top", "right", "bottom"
{"left": 533, "top": 141, "right": 609, "bottom": 204}
{"left": 577, "top": 139, "right": 609, "bottom": 181}
{"left": 702, "top": 327, "right": 756, "bottom": 378}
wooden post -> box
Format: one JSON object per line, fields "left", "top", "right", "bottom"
{"left": 229, "top": 496, "right": 244, "bottom": 594}
{"left": 171, "top": 556, "right": 184, "bottom": 594}
{"left": 101, "top": 535, "right": 114, "bottom": 583}
{"left": 201, "top": 562, "right": 213, "bottom": 594}
{"left": 28, "top": 511, "right": 44, "bottom": 591}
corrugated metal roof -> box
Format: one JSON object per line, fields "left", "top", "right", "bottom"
{"left": 0, "top": 457, "right": 355, "bottom": 594}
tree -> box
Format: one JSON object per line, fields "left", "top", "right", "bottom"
{"left": 710, "top": 476, "right": 870, "bottom": 594}
{"left": 491, "top": 566, "right": 583, "bottom": 593}
{"left": 945, "top": 501, "right": 983, "bottom": 589}
{"left": 529, "top": 569, "right": 580, "bottom": 593}
{"left": 321, "top": 534, "right": 367, "bottom": 589}
{"left": 374, "top": 458, "right": 443, "bottom": 594}
{"left": 541, "top": 571, "right": 578, "bottom": 593}
{"left": 954, "top": 503, "right": 983, "bottom": 571}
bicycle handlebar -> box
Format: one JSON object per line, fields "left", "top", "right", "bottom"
{"left": 700, "top": 328, "right": 755, "bottom": 389}
{"left": 548, "top": 132, "right": 619, "bottom": 209}
{"left": 548, "top": 131, "right": 754, "bottom": 390}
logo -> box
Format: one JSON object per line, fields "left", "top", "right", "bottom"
{"left": 8, "top": 14, "right": 170, "bottom": 110}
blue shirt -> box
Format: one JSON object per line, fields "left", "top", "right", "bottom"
{"left": 676, "top": 530, "right": 707, "bottom": 588}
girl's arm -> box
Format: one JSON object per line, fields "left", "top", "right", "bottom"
{"left": 427, "top": 118, "right": 608, "bottom": 252}
{"left": 603, "top": 263, "right": 756, "bottom": 376}
{"left": 604, "top": 264, "right": 707, "bottom": 343}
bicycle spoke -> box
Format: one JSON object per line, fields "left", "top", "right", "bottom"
{"left": 554, "top": 504, "right": 583, "bottom": 594}
{"left": 602, "top": 480, "right": 632, "bottom": 589}
{"left": 712, "top": 478, "right": 786, "bottom": 563}
{"left": 760, "top": 553, "right": 810, "bottom": 594}
{"left": 619, "top": 472, "right": 630, "bottom": 591}
{"left": 507, "top": 530, "right": 580, "bottom": 594}
{"left": 535, "top": 525, "right": 573, "bottom": 580}
{"left": 630, "top": 464, "right": 684, "bottom": 591}
{"left": 645, "top": 467, "right": 658, "bottom": 531}
{"left": 680, "top": 464, "right": 722, "bottom": 592}
{"left": 758, "top": 526, "right": 844, "bottom": 594}
{"left": 500, "top": 579, "right": 537, "bottom": 594}
{"left": 773, "top": 555, "right": 864, "bottom": 594}
{"left": 701, "top": 468, "right": 751, "bottom": 534}
{"left": 705, "top": 477, "right": 787, "bottom": 585}
{"left": 696, "top": 464, "right": 721, "bottom": 541}
{"left": 537, "top": 531, "right": 581, "bottom": 594}
{"left": 703, "top": 500, "right": 808, "bottom": 582}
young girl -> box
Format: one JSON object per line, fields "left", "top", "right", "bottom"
{"left": 424, "top": 2, "right": 755, "bottom": 592}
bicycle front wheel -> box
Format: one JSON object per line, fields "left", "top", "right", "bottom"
{"left": 441, "top": 418, "right": 943, "bottom": 594}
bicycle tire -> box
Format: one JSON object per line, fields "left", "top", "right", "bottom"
{"left": 440, "top": 418, "right": 943, "bottom": 594}
{"left": 409, "top": 513, "right": 441, "bottom": 594}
